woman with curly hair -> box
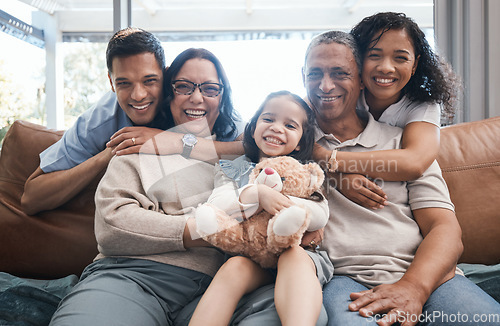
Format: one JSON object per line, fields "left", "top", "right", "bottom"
{"left": 313, "top": 12, "right": 461, "bottom": 210}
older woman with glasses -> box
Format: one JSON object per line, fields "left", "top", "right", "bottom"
{"left": 108, "top": 48, "right": 246, "bottom": 161}
{"left": 49, "top": 48, "right": 291, "bottom": 326}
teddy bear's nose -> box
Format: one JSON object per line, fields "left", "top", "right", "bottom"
{"left": 264, "top": 168, "right": 275, "bottom": 175}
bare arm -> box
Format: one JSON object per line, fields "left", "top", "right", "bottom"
{"left": 314, "top": 122, "right": 439, "bottom": 210}
{"left": 21, "top": 147, "right": 113, "bottom": 215}
{"left": 108, "top": 127, "right": 244, "bottom": 163}
{"left": 314, "top": 122, "right": 440, "bottom": 181}
{"left": 400, "top": 207, "right": 462, "bottom": 297}
{"left": 348, "top": 208, "right": 462, "bottom": 326}
{"left": 21, "top": 125, "right": 163, "bottom": 215}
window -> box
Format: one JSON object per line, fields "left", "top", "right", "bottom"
{"left": 1, "top": 0, "right": 437, "bottom": 139}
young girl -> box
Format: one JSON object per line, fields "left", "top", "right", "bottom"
{"left": 313, "top": 12, "right": 461, "bottom": 209}
{"left": 189, "top": 91, "right": 333, "bottom": 326}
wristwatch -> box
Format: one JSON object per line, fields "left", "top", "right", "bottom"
{"left": 181, "top": 133, "right": 198, "bottom": 158}
{"left": 327, "top": 149, "right": 339, "bottom": 173}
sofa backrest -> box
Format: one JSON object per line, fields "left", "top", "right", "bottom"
{"left": 0, "top": 117, "right": 498, "bottom": 280}
{"left": 0, "top": 120, "right": 100, "bottom": 279}
{"left": 437, "top": 116, "right": 500, "bottom": 265}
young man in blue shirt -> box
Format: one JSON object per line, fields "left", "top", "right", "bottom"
{"left": 22, "top": 27, "right": 245, "bottom": 215}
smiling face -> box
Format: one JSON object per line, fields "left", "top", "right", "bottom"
{"left": 108, "top": 52, "right": 164, "bottom": 126}
{"left": 303, "top": 42, "right": 363, "bottom": 131}
{"left": 253, "top": 95, "right": 306, "bottom": 159}
{"left": 362, "top": 28, "right": 419, "bottom": 110}
{"left": 169, "top": 58, "right": 221, "bottom": 135}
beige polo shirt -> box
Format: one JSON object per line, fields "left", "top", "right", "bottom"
{"left": 316, "top": 111, "right": 455, "bottom": 288}
{"left": 357, "top": 90, "right": 442, "bottom": 128}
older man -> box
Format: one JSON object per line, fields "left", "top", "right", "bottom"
{"left": 303, "top": 30, "right": 500, "bottom": 326}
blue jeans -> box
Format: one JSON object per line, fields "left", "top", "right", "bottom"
{"left": 323, "top": 275, "right": 500, "bottom": 325}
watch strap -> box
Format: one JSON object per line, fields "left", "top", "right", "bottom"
{"left": 181, "top": 134, "right": 197, "bottom": 159}
{"left": 181, "top": 144, "right": 194, "bottom": 158}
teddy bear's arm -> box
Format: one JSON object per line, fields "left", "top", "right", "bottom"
{"left": 241, "top": 184, "right": 295, "bottom": 216}
{"left": 288, "top": 195, "right": 329, "bottom": 231}
{"left": 208, "top": 169, "right": 260, "bottom": 219}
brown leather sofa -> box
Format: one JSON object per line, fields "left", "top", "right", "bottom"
{"left": 0, "top": 120, "right": 101, "bottom": 279}
{"left": 0, "top": 117, "right": 499, "bottom": 280}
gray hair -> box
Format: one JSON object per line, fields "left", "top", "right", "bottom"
{"left": 304, "top": 30, "right": 362, "bottom": 73}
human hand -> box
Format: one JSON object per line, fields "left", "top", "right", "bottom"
{"left": 301, "top": 228, "right": 324, "bottom": 248}
{"left": 257, "top": 185, "right": 294, "bottom": 216}
{"left": 107, "top": 126, "right": 165, "bottom": 155}
{"left": 334, "top": 173, "right": 387, "bottom": 209}
{"left": 183, "top": 218, "right": 212, "bottom": 248}
{"left": 348, "top": 280, "right": 427, "bottom": 326}
{"left": 312, "top": 143, "right": 331, "bottom": 167}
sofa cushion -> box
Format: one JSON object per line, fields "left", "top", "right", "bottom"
{"left": 0, "top": 120, "right": 99, "bottom": 279}
{"left": 437, "top": 116, "right": 500, "bottom": 265}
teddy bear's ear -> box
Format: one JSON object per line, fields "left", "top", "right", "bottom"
{"left": 306, "top": 162, "right": 325, "bottom": 190}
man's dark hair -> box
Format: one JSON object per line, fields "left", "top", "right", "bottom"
{"left": 106, "top": 27, "right": 166, "bottom": 72}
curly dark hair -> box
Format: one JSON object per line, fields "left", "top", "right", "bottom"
{"left": 350, "top": 12, "right": 461, "bottom": 120}
{"left": 243, "top": 90, "right": 316, "bottom": 163}
{"left": 162, "top": 48, "right": 240, "bottom": 140}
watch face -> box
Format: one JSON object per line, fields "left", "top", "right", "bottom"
{"left": 183, "top": 134, "right": 198, "bottom": 147}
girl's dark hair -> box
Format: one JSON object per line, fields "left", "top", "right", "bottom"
{"left": 106, "top": 27, "right": 165, "bottom": 73}
{"left": 243, "top": 90, "right": 316, "bottom": 163}
{"left": 162, "top": 48, "right": 240, "bottom": 140}
{"left": 350, "top": 12, "right": 461, "bottom": 119}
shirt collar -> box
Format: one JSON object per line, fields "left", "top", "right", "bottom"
{"left": 314, "top": 110, "right": 382, "bottom": 149}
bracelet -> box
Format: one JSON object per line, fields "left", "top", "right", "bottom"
{"left": 327, "top": 149, "right": 339, "bottom": 173}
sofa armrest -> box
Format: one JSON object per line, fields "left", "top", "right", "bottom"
{"left": 0, "top": 120, "right": 99, "bottom": 279}
{"left": 437, "top": 116, "right": 500, "bottom": 265}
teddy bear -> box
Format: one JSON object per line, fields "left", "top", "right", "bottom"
{"left": 195, "top": 156, "right": 326, "bottom": 268}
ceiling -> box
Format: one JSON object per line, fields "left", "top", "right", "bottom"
{"left": 19, "top": 0, "right": 434, "bottom": 31}
{"left": 4, "top": 0, "right": 434, "bottom": 46}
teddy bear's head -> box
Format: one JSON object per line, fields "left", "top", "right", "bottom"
{"left": 249, "top": 156, "right": 324, "bottom": 198}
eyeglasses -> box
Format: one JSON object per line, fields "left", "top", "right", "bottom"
{"left": 172, "top": 80, "right": 224, "bottom": 97}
